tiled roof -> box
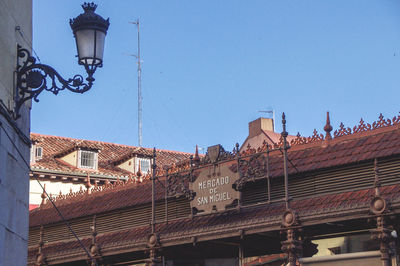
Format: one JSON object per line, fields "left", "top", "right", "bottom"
{"left": 28, "top": 183, "right": 400, "bottom": 260}
{"left": 30, "top": 121, "right": 400, "bottom": 226}
{"left": 30, "top": 133, "right": 193, "bottom": 178}
{"left": 241, "top": 116, "right": 400, "bottom": 178}
{"left": 29, "top": 178, "right": 163, "bottom": 226}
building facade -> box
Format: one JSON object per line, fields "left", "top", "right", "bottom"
{"left": 29, "top": 133, "right": 194, "bottom": 208}
{"left": 0, "top": 0, "right": 32, "bottom": 265}
{"left": 240, "top": 117, "right": 296, "bottom": 152}
{"left": 27, "top": 113, "right": 400, "bottom": 266}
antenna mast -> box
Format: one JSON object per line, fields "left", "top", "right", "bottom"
{"left": 130, "top": 19, "right": 142, "bottom": 147}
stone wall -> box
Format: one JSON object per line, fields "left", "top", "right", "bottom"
{"left": 0, "top": 0, "right": 32, "bottom": 265}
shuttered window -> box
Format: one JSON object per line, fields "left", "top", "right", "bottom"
{"left": 136, "top": 157, "right": 151, "bottom": 174}
{"left": 78, "top": 150, "right": 98, "bottom": 169}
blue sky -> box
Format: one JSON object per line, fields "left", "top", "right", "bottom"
{"left": 31, "top": 1, "right": 400, "bottom": 153}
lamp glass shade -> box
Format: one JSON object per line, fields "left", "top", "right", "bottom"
{"left": 75, "top": 29, "right": 105, "bottom": 66}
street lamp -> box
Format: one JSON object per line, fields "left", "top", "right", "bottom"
{"left": 14, "top": 2, "right": 109, "bottom": 119}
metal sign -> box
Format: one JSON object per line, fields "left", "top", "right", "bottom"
{"left": 207, "top": 144, "right": 221, "bottom": 163}
{"left": 190, "top": 162, "right": 239, "bottom": 214}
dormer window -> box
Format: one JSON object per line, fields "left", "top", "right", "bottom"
{"left": 35, "top": 146, "right": 43, "bottom": 159}
{"left": 78, "top": 150, "right": 98, "bottom": 169}
{"left": 115, "top": 156, "right": 152, "bottom": 175}
{"left": 30, "top": 145, "right": 43, "bottom": 163}
{"left": 136, "top": 157, "right": 151, "bottom": 174}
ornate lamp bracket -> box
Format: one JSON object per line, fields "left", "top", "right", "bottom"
{"left": 13, "top": 45, "right": 96, "bottom": 119}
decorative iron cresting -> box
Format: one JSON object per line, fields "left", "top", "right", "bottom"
{"left": 35, "top": 113, "right": 400, "bottom": 212}
{"left": 334, "top": 113, "right": 400, "bottom": 138}
{"left": 201, "top": 144, "right": 236, "bottom": 165}
{"left": 237, "top": 112, "right": 400, "bottom": 153}
{"left": 166, "top": 171, "right": 195, "bottom": 200}
{"left": 39, "top": 174, "right": 147, "bottom": 209}
{"left": 233, "top": 153, "right": 267, "bottom": 191}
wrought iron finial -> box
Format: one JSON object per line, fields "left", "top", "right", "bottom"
{"left": 40, "top": 184, "right": 46, "bottom": 206}
{"left": 82, "top": 2, "right": 97, "bottom": 12}
{"left": 324, "top": 111, "right": 333, "bottom": 140}
{"left": 193, "top": 145, "right": 200, "bottom": 164}
{"left": 235, "top": 143, "right": 240, "bottom": 155}
{"left": 151, "top": 147, "right": 157, "bottom": 235}
{"left": 137, "top": 162, "right": 142, "bottom": 178}
{"left": 70, "top": 3, "right": 109, "bottom": 34}
{"left": 282, "top": 112, "right": 288, "bottom": 138}
{"left": 152, "top": 148, "right": 157, "bottom": 170}
{"left": 281, "top": 112, "right": 290, "bottom": 210}
{"left": 85, "top": 173, "right": 92, "bottom": 194}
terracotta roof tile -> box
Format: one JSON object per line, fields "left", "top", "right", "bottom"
{"left": 30, "top": 133, "right": 193, "bottom": 178}
{"left": 30, "top": 125, "right": 400, "bottom": 226}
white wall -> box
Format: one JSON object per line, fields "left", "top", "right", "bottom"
{"left": 30, "top": 180, "right": 84, "bottom": 205}
{"left": 312, "top": 234, "right": 377, "bottom": 257}
{"left": 0, "top": 0, "right": 32, "bottom": 265}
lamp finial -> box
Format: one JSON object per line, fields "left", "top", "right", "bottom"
{"left": 82, "top": 2, "right": 97, "bottom": 12}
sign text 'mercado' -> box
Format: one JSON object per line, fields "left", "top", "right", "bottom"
{"left": 196, "top": 176, "right": 232, "bottom": 206}
{"left": 190, "top": 163, "right": 239, "bottom": 213}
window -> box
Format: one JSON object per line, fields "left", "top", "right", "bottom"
{"left": 35, "top": 146, "right": 43, "bottom": 159}
{"left": 78, "top": 150, "right": 98, "bottom": 169}
{"left": 137, "top": 158, "right": 151, "bottom": 174}
{"left": 30, "top": 145, "right": 43, "bottom": 162}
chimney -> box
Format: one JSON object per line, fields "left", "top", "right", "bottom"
{"left": 248, "top": 118, "right": 274, "bottom": 138}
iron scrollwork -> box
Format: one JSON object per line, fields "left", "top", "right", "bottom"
{"left": 14, "top": 45, "right": 97, "bottom": 118}
{"left": 233, "top": 153, "right": 267, "bottom": 191}
{"left": 167, "top": 172, "right": 196, "bottom": 200}
{"left": 202, "top": 144, "right": 236, "bottom": 165}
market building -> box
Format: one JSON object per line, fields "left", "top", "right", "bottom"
{"left": 28, "top": 112, "right": 400, "bottom": 266}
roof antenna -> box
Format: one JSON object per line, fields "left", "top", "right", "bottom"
{"left": 129, "top": 19, "right": 143, "bottom": 147}
{"left": 259, "top": 109, "right": 275, "bottom": 131}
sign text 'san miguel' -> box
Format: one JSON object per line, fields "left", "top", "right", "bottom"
{"left": 189, "top": 145, "right": 240, "bottom": 214}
